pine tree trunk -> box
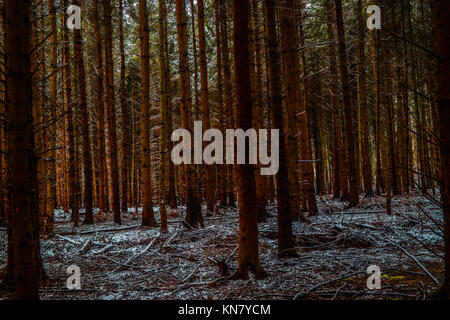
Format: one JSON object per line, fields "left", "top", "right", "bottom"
{"left": 73, "top": 0, "right": 94, "bottom": 224}
{"left": 264, "top": 0, "right": 296, "bottom": 257}
{"left": 197, "top": 0, "right": 216, "bottom": 214}
{"left": 139, "top": 0, "right": 156, "bottom": 227}
{"left": 46, "top": 0, "right": 57, "bottom": 233}
{"left": 119, "top": 0, "right": 130, "bottom": 213}
{"left": 176, "top": 0, "right": 204, "bottom": 228}
{"left": 158, "top": 0, "right": 169, "bottom": 232}
{"left": 334, "top": 0, "right": 359, "bottom": 207}
{"left": 279, "top": 0, "right": 302, "bottom": 219}
{"left": 215, "top": 0, "right": 227, "bottom": 206}
{"left": 435, "top": 0, "right": 450, "bottom": 299}
{"left": 63, "top": 0, "right": 80, "bottom": 227}
{"left": 357, "top": 0, "right": 373, "bottom": 196}
{"left": 233, "top": 0, "right": 266, "bottom": 279}
{"left": 103, "top": 0, "right": 121, "bottom": 224}
{"left": 297, "top": 1, "right": 318, "bottom": 215}
{"left": 5, "top": 0, "right": 42, "bottom": 299}
{"left": 93, "top": 0, "right": 109, "bottom": 214}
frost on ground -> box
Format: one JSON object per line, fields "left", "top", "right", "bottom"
{"left": 0, "top": 191, "right": 445, "bottom": 300}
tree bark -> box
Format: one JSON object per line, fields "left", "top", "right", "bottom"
{"left": 434, "top": 0, "right": 450, "bottom": 299}
{"left": 73, "top": 0, "right": 94, "bottom": 224}
{"left": 197, "top": 0, "right": 216, "bottom": 214}
{"left": 5, "top": 0, "right": 42, "bottom": 299}
{"left": 139, "top": 0, "right": 156, "bottom": 227}
{"left": 233, "top": 0, "right": 266, "bottom": 279}
{"left": 264, "top": 0, "right": 296, "bottom": 257}
{"left": 334, "top": 0, "right": 359, "bottom": 207}
{"left": 103, "top": 0, "right": 121, "bottom": 224}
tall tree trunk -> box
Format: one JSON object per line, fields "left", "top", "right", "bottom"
{"left": 139, "top": 0, "right": 156, "bottom": 227}
{"left": 162, "top": 1, "right": 177, "bottom": 209}
{"left": 46, "top": 0, "right": 57, "bottom": 233}
{"left": 175, "top": 0, "right": 204, "bottom": 228}
{"left": 93, "top": 0, "right": 109, "bottom": 213}
{"left": 297, "top": 1, "right": 318, "bottom": 215}
{"left": 357, "top": 0, "right": 373, "bottom": 196}
{"left": 215, "top": 0, "right": 227, "bottom": 206}
{"left": 197, "top": 0, "right": 216, "bottom": 214}
{"left": 233, "top": 0, "right": 266, "bottom": 279}
{"left": 334, "top": 0, "right": 359, "bottom": 207}
{"left": 220, "top": 0, "right": 236, "bottom": 207}
{"left": 158, "top": 0, "right": 169, "bottom": 232}
{"left": 5, "top": 0, "right": 42, "bottom": 299}
{"left": 264, "top": 0, "right": 296, "bottom": 257}
{"left": 325, "top": 0, "right": 343, "bottom": 199}
{"left": 279, "top": 0, "right": 302, "bottom": 219}
{"left": 435, "top": 0, "right": 450, "bottom": 299}
{"left": 64, "top": 0, "right": 80, "bottom": 227}
{"left": 119, "top": 0, "right": 130, "bottom": 213}
{"left": 73, "top": 0, "right": 94, "bottom": 224}
{"left": 103, "top": 0, "right": 121, "bottom": 224}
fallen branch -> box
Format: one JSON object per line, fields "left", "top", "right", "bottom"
{"left": 392, "top": 243, "right": 440, "bottom": 286}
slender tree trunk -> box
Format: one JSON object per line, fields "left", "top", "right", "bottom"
{"left": 73, "top": 0, "right": 94, "bottom": 224}
{"left": 175, "top": 0, "right": 204, "bottom": 228}
{"left": 139, "top": 0, "right": 156, "bottom": 227}
{"left": 103, "top": 0, "right": 121, "bottom": 224}
{"left": 197, "top": 0, "right": 216, "bottom": 214}
{"left": 119, "top": 0, "right": 130, "bottom": 213}
{"left": 215, "top": 0, "right": 227, "bottom": 206}
{"left": 264, "top": 0, "right": 296, "bottom": 257}
{"left": 158, "top": 0, "right": 169, "bottom": 232}
{"left": 93, "top": 0, "right": 109, "bottom": 213}
{"left": 45, "top": 0, "right": 58, "bottom": 233}
{"left": 63, "top": 0, "right": 80, "bottom": 227}
{"left": 279, "top": 0, "right": 302, "bottom": 219}
{"left": 334, "top": 0, "right": 359, "bottom": 207}
{"left": 162, "top": 2, "right": 177, "bottom": 209}
{"left": 357, "top": 0, "right": 373, "bottom": 196}
{"left": 297, "top": 1, "right": 318, "bottom": 215}
{"left": 220, "top": 0, "right": 236, "bottom": 207}
{"left": 233, "top": 0, "right": 266, "bottom": 279}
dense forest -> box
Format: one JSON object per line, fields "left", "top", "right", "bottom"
{"left": 0, "top": 0, "right": 449, "bottom": 301}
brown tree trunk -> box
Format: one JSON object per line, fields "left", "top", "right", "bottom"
{"left": 93, "top": 0, "right": 109, "bottom": 214}
{"left": 264, "top": 0, "right": 296, "bottom": 257}
{"left": 64, "top": 0, "right": 80, "bottom": 227}
{"left": 357, "top": 0, "right": 373, "bottom": 196}
{"left": 325, "top": 0, "right": 343, "bottom": 199}
{"left": 5, "top": 0, "right": 42, "bottom": 299}
{"left": 279, "top": 0, "right": 302, "bottom": 219}
{"left": 334, "top": 0, "right": 359, "bottom": 207}
{"left": 297, "top": 1, "right": 318, "bottom": 215}
{"left": 220, "top": 0, "right": 236, "bottom": 207}
{"left": 103, "top": 0, "right": 121, "bottom": 224}
{"left": 73, "top": 0, "right": 94, "bottom": 224}
{"left": 215, "top": 0, "right": 227, "bottom": 206}
{"left": 175, "top": 0, "right": 204, "bottom": 228}
{"left": 119, "top": 0, "right": 130, "bottom": 213}
{"left": 45, "top": 0, "right": 58, "bottom": 234}
{"left": 434, "top": 0, "right": 450, "bottom": 299}
{"left": 139, "top": 0, "right": 156, "bottom": 227}
{"left": 158, "top": 0, "right": 169, "bottom": 232}
{"left": 233, "top": 0, "right": 266, "bottom": 279}
{"left": 197, "top": 0, "right": 216, "bottom": 214}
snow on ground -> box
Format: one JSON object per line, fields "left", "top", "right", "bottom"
{"left": 0, "top": 191, "right": 445, "bottom": 300}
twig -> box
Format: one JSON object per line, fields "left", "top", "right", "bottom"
{"left": 391, "top": 243, "right": 440, "bottom": 286}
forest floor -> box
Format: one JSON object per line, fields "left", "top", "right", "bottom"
{"left": 0, "top": 191, "right": 445, "bottom": 300}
